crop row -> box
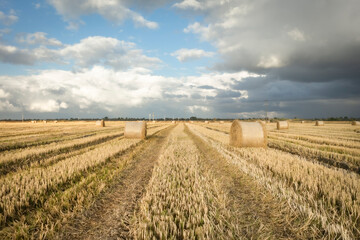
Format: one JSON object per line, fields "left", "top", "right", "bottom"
{"left": 187, "top": 123, "right": 360, "bottom": 239}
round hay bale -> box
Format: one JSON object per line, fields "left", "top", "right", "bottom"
{"left": 171, "top": 121, "right": 176, "bottom": 124}
{"left": 315, "top": 121, "right": 324, "bottom": 126}
{"left": 43, "top": 120, "right": 47, "bottom": 124}
{"left": 204, "top": 121, "right": 209, "bottom": 124}
{"left": 351, "top": 121, "right": 360, "bottom": 126}
{"left": 96, "top": 120, "right": 105, "bottom": 127}
{"left": 124, "top": 121, "right": 147, "bottom": 139}
{"left": 220, "top": 121, "right": 224, "bottom": 124}
{"left": 301, "top": 120, "right": 305, "bottom": 123}
{"left": 229, "top": 120, "right": 267, "bottom": 148}
{"left": 54, "top": 120, "right": 58, "bottom": 123}
{"left": 277, "top": 121, "right": 289, "bottom": 130}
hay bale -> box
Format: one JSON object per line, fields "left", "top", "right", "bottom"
{"left": 152, "top": 121, "right": 156, "bottom": 123}
{"left": 54, "top": 120, "right": 58, "bottom": 123}
{"left": 277, "top": 121, "right": 289, "bottom": 130}
{"left": 301, "top": 121, "right": 305, "bottom": 123}
{"left": 229, "top": 120, "right": 267, "bottom": 148}
{"left": 124, "top": 121, "right": 147, "bottom": 139}
{"left": 31, "top": 120, "right": 35, "bottom": 123}
{"left": 43, "top": 120, "right": 47, "bottom": 124}
{"left": 204, "top": 121, "right": 209, "bottom": 124}
{"left": 171, "top": 121, "right": 176, "bottom": 124}
{"left": 220, "top": 121, "right": 224, "bottom": 124}
{"left": 352, "top": 121, "right": 360, "bottom": 126}
{"left": 315, "top": 121, "right": 324, "bottom": 126}
{"left": 96, "top": 120, "right": 105, "bottom": 127}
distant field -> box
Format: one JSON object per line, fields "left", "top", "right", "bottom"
{"left": 0, "top": 121, "right": 359, "bottom": 239}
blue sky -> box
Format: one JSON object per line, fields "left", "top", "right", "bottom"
{"left": 0, "top": 0, "right": 359, "bottom": 119}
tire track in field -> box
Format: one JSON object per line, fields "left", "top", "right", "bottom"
{"left": 58, "top": 125, "right": 175, "bottom": 240}
{"left": 185, "top": 125, "right": 311, "bottom": 239}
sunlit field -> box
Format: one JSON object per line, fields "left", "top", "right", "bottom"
{"left": 0, "top": 120, "right": 359, "bottom": 239}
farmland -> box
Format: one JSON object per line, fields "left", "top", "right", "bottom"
{"left": 0, "top": 121, "right": 359, "bottom": 239}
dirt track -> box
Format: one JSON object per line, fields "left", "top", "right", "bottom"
{"left": 58, "top": 126, "right": 173, "bottom": 239}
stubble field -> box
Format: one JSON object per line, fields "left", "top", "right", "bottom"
{"left": 0, "top": 120, "right": 359, "bottom": 239}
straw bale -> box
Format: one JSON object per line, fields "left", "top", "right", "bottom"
{"left": 352, "top": 121, "right": 360, "bottom": 126}
{"left": 124, "top": 121, "right": 147, "bottom": 139}
{"left": 96, "top": 120, "right": 105, "bottom": 127}
{"left": 277, "top": 121, "right": 289, "bottom": 130}
{"left": 315, "top": 121, "right": 324, "bottom": 126}
{"left": 229, "top": 120, "right": 267, "bottom": 148}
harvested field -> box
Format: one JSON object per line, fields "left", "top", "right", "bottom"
{"left": 0, "top": 121, "right": 359, "bottom": 239}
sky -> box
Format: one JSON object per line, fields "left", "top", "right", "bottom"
{"left": 0, "top": 0, "right": 359, "bottom": 119}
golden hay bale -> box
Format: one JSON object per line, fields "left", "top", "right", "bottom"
{"left": 315, "top": 121, "right": 324, "bottom": 126}
{"left": 220, "top": 121, "right": 224, "bottom": 123}
{"left": 152, "top": 121, "right": 156, "bottom": 123}
{"left": 301, "top": 120, "right": 305, "bottom": 123}
{"left": 124, "top": 121, "right": 147, "bottom": 139}
{"left": 43, "top": 120, "right": 47, "bottom": 124}
{"left": 31, "top": 120, "right": 35, "bottom": 123}
{"left": 229, "top": 120, "right": 267, "bottom": 148}
{"left": 54, "top": 120, "right": 58, "bottom": 123}
{"left": 204, "top": 121, "right": 209, "bottom": 124}
{"left": 171, "top": 121, "right": 176, "bottom": 124}
{"left": 352, "top": 121, "right": 360, "bottom": 126}
{"left": 277, "top": 121, "right": 289, "bottom": 130}
{"left": 96, "top": 120, "right": 105, "bottom": 127}
{"left": 190, "top": 121, "right": 194, "bottom": 123}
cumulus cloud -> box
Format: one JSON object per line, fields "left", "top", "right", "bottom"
{"left": 47, "top": 0, "right": 159, "bottom": 29}
{"left": 0, "top": 10, "right": 18, "bottom": 26}
{"left": 16, "top": 32, "right": 63, "bottom": 46}
{"left": 0, "top": 66, "right": 263, "bottom": 117}
{"left": 173, "top": 0, "right": 204, "bottom": 10}
{"left": 29, "top": 99, "right": 68, "bottom": 112}
{"left": 171, "top": 48, "right": 215, "bottom": 62}
{"left": 0, "top": 36, "right": 161, "bottom": 69}
{"left": 188, "top": 105, "right": 209, "bottom": 113}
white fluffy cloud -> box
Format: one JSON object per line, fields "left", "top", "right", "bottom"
{"left": 0, "top": 10, "right": 18, "bottom": 26}
{"left": 47, "top": 0, "right": 159, "bottom": 29}
{"left": 0, "top": 36, "right": 161, "bottom": 69}
{"left": 0, "top": 66, "right": 259, "bottom": 116}
{"left": 171, "top": 48, "right": 215, "bottom": 62}
{"left": 188, "top": 105, "right": 209, "bottom": 113}
{"left": 16, "top": 32, "right": 63, "bottom": 46}
{"left": 29, "top": 100, "right": 68, "bottom": 112}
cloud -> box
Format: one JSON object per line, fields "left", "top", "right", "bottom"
{"left": 173, "top": 0, "right": 204, "bottom": 10}
{"left": 29, "top": 99, "right": 68, "bottom": 112}
{"left": 16, "top": 32, "right": 63, "bottom": 46}
{"left": 0, "top": 66, "right": 261, "bottom": 117}
{"left": 0, "top": 10, "right": 18, "bottom": 26}
{"left": 287, "top": 28, "right": 306, "bottom": 42}
{"left": 171, "top": 48, "right": 215, "bottom": 62}
{"left": 188, "top": 105, "right": 209, "bottom": 113}
{"left": 0, "top": 36, "right": 161, "bottom": 69}
{"left": 0, "top": 44, "right": 38, "bottom": 65}
{"left": 181, "top": 0, "right": 360, "bottom": 84}
{"left": 47, "top": 0, "right": 159, "bottom": 29}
